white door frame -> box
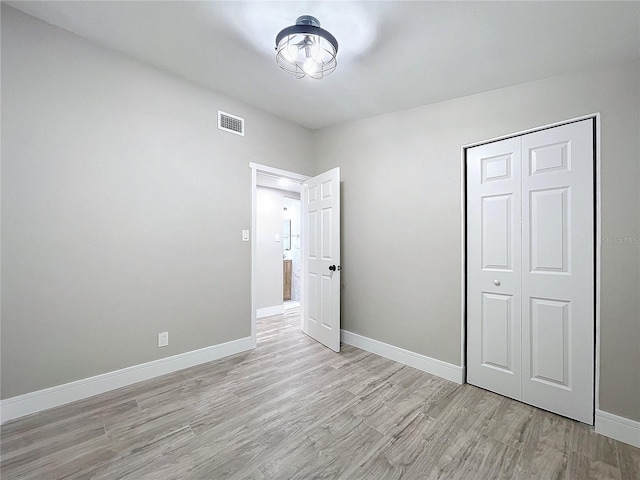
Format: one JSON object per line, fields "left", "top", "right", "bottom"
{"left": 460, "top": 113, "right": 602, "bottom": 417}
{"left": 250, "top": 162, "right": 309, "bottom": 348}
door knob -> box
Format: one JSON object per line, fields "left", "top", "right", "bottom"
{"left": 493, "top": 280, "right": 501, "bottom": 286}
{"left": 329, "top": 265, "right": 336, "bottom": 271}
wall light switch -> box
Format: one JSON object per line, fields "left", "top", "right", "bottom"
{"left": 242, "top": 230, "right": 249, "bottom": 242}
{"left": 275, "top": 234, "right": 280, "bottom": 242}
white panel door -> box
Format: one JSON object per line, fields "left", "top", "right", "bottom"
{"left": 467, "top": 137, "right": 523, "bottom": 400}
{"left": 302, "top": 167, "right": 341, "bottom": 352}
{"left": 522, "top": 120, "right": 594, "bottom": 423}
{"left": 467, "top": 119, "right": 594, "bottom": 424}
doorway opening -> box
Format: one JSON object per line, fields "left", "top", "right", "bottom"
{"left": 250, "top": 163, "right": 309, "bottom": 347}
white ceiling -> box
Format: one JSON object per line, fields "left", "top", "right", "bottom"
{"left": 7, "top": 1, "right": 640, "bottom": 130}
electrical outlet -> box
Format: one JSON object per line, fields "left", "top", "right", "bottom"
{"left": 158, "top": 331, "right": 169, "bottom": 347}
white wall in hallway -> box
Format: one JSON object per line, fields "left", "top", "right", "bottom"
{"left": 256, "top": 187, "right": 284, "bottom": 311}
{"left": 256, "top": 187, "right": 300, "bottom": 311}
{"left": 283, "top": 197, "right": 301, "bottom": 302}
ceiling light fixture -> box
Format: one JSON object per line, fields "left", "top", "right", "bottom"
{"left": 275, "top": 15, "right": 338, "bottom": 80}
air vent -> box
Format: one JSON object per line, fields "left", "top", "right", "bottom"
{"left": 218, "top": 111, "right": 244, "bottom": 136}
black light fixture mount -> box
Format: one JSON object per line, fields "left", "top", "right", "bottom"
{"left": 275, "top": 15, "right": 338, "bottom": 79}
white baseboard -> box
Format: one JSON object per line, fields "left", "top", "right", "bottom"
{"left": 0, "top": 336, "right": 253, "bottom": 424}
{"left": 284, "top": 301, "right": 300, "bottom": 310}
{"left": 341, "top": 330, "right": 464, "bottom": 384}
{"left": 595, "top": 409, "right": 640, "bottom": 447}
{"left": 256, "top": 305, "right": 285, "bottom": 318}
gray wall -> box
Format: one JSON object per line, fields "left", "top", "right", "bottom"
{"left": 314, "top": 62, "right": 640, "bottom": 422}
{"left": 1, "top": 6, "right": 313, "bottom": 398}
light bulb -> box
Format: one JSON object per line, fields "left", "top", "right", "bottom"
{"left": 303, "top": 58, "right": 319, "bottom": 76}
{"left": 302, "top": 38, "right": 320, "bottom": 76}
{"left": 279, "top": 39, "right": 299, "bottom": 63}
{"left": 309, "top": 39, "right": 321, "bottom": 61}
{"left": 285, "top": 44, "right": 298, "bottom": 63}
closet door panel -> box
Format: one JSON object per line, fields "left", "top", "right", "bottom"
{"left": 467, "top": 137, "right": 522, "bottom": 401}
{"left": 521, "top": 120, "right": 594, "bottom": 424}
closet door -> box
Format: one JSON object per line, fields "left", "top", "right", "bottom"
{"left": 521, "top": 120, "right": 594, "bottom": 424}
{"left": 467, "top": 119, "right": 594, "bottom": 424}
{"left": 467, "top": 137, "right": 523, "bottom": 401}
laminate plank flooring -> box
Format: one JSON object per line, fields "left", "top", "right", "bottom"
{"left": 2, "top": 308, "right": 638, "bottom": 479}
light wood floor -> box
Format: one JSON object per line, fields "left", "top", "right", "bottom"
{"left": 1, "top": 308, "right": 638, "bottom": 479}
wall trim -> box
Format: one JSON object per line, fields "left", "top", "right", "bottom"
{"left": 0, "top": 336, "right": 253, "bottom": 424}
{"left": 341, "top": 330, "right": 464, "bottom": 384}
{"left": 595, "top": 410, "right": 640, "bottom": 448}
{"left": 256, "top": 305, "right": 285, "bottom": 318}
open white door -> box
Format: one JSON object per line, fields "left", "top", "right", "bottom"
{"left": 302, "top": 167, "right": 341, "bottom": 352}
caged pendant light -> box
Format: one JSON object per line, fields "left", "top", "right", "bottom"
{"left": 275, "top": 15, "right": 338, "bottom": 79}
